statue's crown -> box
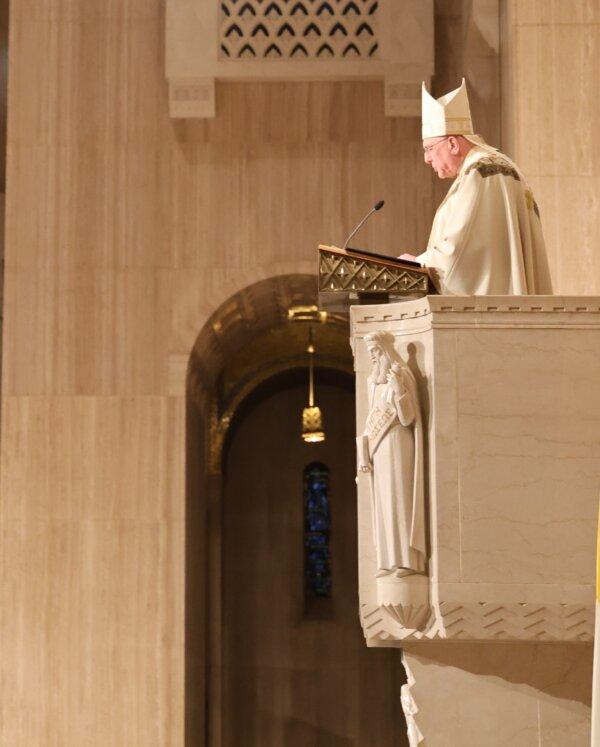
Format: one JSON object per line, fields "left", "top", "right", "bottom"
{"left": 422, "top": 78, "right": 474, "bottom": 140}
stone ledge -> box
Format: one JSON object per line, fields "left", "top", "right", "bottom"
{"left": 361, "top": 601, "right": 595, "bottom": 645}
{"left": 351, "top": 295, "right": 600, "bottom": 327}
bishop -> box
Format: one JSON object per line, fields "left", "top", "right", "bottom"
{"left": 401, "top": 79, "right": 553, "bottom": 296}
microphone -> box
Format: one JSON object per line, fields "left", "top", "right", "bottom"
{"left": 342, "top": 200, "right": 385, "bottom": 250}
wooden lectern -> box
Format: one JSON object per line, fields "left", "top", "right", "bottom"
{"left": 318, "top": 244, "right": 435, "bottom": 311}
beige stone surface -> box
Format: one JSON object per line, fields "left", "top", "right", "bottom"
{"left": 402, "top": 641, "right": 592, "bottom": 746}
{"left": 0, "top": 395, "right": 185, "bottom": 743}
{"left": 166, "top": 0, "right": 434, "bottom": 117}
{"left": 3, "top": 0, "right": 595, "bottom": 742}
{"left": 1, "top": 396, "right": 185, "bottom": 522}
{"left": 513, "top": 0, "right": 600, "bottom": 26}
{"left": 351, "top": 296, "right": 600, "bottom": 645}
{"left": 501, "top": 0, "right": 600, "bottom": 295}
{"left": 1, "top": 1, "right": 440, "bottom": 743}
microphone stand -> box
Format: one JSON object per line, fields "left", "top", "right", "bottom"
{"left": 342, "top": 200, "right": 384, "bottom": 250}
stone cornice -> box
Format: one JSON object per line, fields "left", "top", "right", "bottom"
{"left": 351, "top": 295, "right": 600, "bottom": 332}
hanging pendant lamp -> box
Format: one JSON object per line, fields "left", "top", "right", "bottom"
{"left": 302, "top": 327, "right": 325, "bottom": 443}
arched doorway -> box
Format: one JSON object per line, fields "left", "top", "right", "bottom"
{"left": 222, "top": 369, "right": 405, "bottom": 746}
{"left": 185, "top": 275, "right": 406, "bottom": 746}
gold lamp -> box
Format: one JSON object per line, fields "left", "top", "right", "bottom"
{"left": 302, "top": 328, "right": 325, "bottom": 443}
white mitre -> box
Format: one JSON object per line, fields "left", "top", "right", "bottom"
{"left": 422, "top": 77, "right": 498, "bottom": 154}
{"left": 422, "top": 78, "right": 473, "bottom": 139}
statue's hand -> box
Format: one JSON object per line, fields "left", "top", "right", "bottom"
{"left": 358, "top": 463, "right": 372, "bottom": 474}
{"left": 386, "top": 370, "right": 404, "bottom": 398}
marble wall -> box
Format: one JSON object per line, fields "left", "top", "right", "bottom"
{"left": 0, "top": 3, "right": 436, "bottom": 745}
{"left": 435, "top": 0, "right": 501, "bottom": 146}
{"left": 501, "top": 0, "right": 600, "bottom": 294}
{"left": 2, "top": 0, "right": 594, "bottom": 743}
{"left": 432, "top": 0, "right": 501, "bottom": 208}
{"left": 403, "top": 641, "right": 592, "bottom": 746}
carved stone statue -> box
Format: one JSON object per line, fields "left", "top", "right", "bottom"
{"left": 357, "top": 331, "right": 426, "bottom": 577}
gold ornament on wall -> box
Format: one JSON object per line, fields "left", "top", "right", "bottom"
{"left": 302, "top": 327, "right": 325, "bottom": 444}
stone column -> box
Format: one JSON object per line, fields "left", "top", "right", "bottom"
{"left": 351, "top": 295, "right": 600, "bottom": 746}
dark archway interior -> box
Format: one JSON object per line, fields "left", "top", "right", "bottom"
{"left": 185, "top": 275, "right": 406, "bottom": 746}
{"left": 221, "top": 371, "right": 405, "bottom": 746}
{"left": 221, "top": 366, "right": 354, "bottom": 468}
{"left": 187, "top": 274, "right": 351, "bottom": 417}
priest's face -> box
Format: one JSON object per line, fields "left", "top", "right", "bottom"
{"left": 423, "top": 136, "right": 464, "bottom": 179}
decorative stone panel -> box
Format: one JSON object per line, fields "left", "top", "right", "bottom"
{"left": 352, "top": 296, "right": 600, "bottom": 648}
{"left": 166, "top": 0, "right": 434, "bottom": 117}
{"left": 219, "top": 0, "right": 380, "bottom": 60}
{"left": 361, "top": 602, "right": 595, "bottom": 644}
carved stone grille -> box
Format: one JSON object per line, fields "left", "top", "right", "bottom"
{"left": 219, "top": 0, "right": 379, "bottom": 60}
{"left": 167, "top": 0, "right": 434, "bottom": 117}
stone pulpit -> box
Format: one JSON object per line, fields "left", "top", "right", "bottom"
{"left": 351, "top": 296, "right": 600, "bottom": 746}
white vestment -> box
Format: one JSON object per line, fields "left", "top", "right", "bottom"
{"left": 365, "top": 369, "right": 426, "bottom": 574}
{"left": 417, "top": 146, "right": 553, "bottom": 295}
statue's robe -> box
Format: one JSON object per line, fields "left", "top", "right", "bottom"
{"left": 417, "top": 146, "right": 553, "bottom": 295}
{"left": 364, "top": 367, "right": 426, "bottom": 575}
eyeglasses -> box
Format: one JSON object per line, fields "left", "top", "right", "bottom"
{"left": 423, "top": 138, "right": 448, "bottom": 154}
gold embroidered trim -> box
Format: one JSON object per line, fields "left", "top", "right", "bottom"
{"left": 465, "top": 156, "right": 521, "bottom": 181}
{"left": 463, "top": 157, "right": 542, "bottom": 218}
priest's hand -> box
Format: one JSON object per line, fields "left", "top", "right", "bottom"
{"left": 398, "top": 253, "right": 417, "bottom": 261}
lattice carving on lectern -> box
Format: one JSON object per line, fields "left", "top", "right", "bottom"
{"left": 219, "top": 0, "right": 379, "bottom": 60}
{"left": 319, "top": 251, "right": 429, "bottom": 294}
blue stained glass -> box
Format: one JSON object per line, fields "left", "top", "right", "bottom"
{"left": 308, "top": 548, "right": 329, "bottom": 563}
{"left": 307, "top": 514, "right": 328, "bottom": 532}
{"left": 305, "top": 533, "right": 326, "bottom": 547}
{"left": 303, "top": 462, "right": 331, "bottom": 599}
{"left": 307, "top": 495, "right": 326, "bottom": 511}
{"left": 313, "top": 577, "right": 330, "bottom": 597}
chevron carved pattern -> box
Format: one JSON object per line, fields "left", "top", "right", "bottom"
{"left": 437, "top": 602, "right": 594, "bottom": 642}
{"left": 361, "top": 603, "right": 432, "bottom": 642}
{"left": 361, "top": 602, "right": 594, "bottom": 643}
{"left": 220, "top": 0, "right": 379, "bottom": 59}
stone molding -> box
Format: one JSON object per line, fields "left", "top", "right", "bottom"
{"left": 351, "top": 296, "right": 600, "bottom": 336}
{"left": 166, "top": 0, "right": 434, "bottom": 117}
{"left": 361, "top": 601, "right": 595, "bottom": 644}
{"left": 352, "top": 295, "right": 600, "bottom": 321}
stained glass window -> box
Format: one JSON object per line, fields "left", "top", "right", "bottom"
{"left": 303, "top": 462, "right": 331, "bottom": 598}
